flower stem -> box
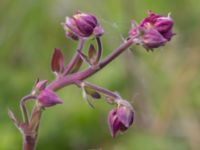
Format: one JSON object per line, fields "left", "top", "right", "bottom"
{"left": 83, "top": 82, "right": 120, "bottom": 100}
{"left": 96, "top": 37, "right": 102, "bottom": 62}
{"left": 48, "top": 38, "right": 134, "bottom": 91}
{"left": 23, "top": 135, "right": 36, "bottom": 150}
{"left": 20, "top": 95, "right": 36, "bottom": 125}
{"left": 63, "top": 39, "right": 85, "bottom": 75}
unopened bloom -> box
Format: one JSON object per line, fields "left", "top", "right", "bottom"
{"left": 129, "top": 10, "right": 175, "bottom": 50}
{"left": 108, "top": 100, "right": 134, "bottom": 137}
{"left": 63, "top": 12, "right": 104, "bottom": 39}
{"left": 37, "top": 89, "right": 63, "bottom": 107}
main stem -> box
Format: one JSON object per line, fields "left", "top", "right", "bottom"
{"left": 23, "top": 135, "right": 36, "bottom": 150}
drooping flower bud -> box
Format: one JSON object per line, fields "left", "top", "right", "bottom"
{"left": 37, "top": 89, "right": 63, "bottom": 107}
{"left": 129, "top": 10, "right": 175, "bottom": 50}
{"left": 63, "top": 12, "right": 104, "bottom": 38}
{"left": 108, "top": 100, "right": 134, "bottom": 137}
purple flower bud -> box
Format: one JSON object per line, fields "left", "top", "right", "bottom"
{"left": 129, "top": 10, "right": 175, "bottom": 50}
{"left": 37, "top": 89, "right": 63, "bottom": 107}
{"left": 108, "top": 104, "right": 134, "bottom": 138}
{"left": 63, "top": 12, "right": 103, "bottom": 38}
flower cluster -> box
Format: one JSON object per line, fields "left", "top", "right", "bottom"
{"left": 9, "top": 10, "right": 175, "bottom": 150}
{"left": 129, "top": 10, "right": 175, "bottom": 50}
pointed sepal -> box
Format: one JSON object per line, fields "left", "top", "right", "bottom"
{"left": 51, "top": 48, "right": 65, "bottom": 75}
{"left": 84, "top": 85, "right": 101, "bottom": 99}
{"left": 88, "top": 44, "right": 98, "bottom": 65}
{"left": 8, "top": 109, "right": 19, "bottom": 127}
{"left": 81, "top": 85, "right": 95, "bottom": 109}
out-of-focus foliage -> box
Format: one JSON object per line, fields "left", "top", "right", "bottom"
{"left": 0, "top": 0, "right": 200, "bottom": 149}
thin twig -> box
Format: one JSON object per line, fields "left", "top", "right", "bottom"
{"left": 20, "top": 95, "right": 36, "bottom": 125}
{"left": 63, "top": 39, "right": 85, "bottom": 75}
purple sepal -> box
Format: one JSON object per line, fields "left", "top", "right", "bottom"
{"left": 143, "top": 29, "right": 167, "bottom": 50}
{"left": 35, "top": 80, "right": 48, "bottom": 91}
{"left": 37, "top": 89, "right": 63, "bottom": 107}
{"left": 51, "top": 48, "right": 65, "bottom": 74}
{"left": 93, "top": 26, "right": 104, "bottom": 37}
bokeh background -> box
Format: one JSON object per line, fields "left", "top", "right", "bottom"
{"left": 0, "top": 0, "right": 200, "bottom": 149}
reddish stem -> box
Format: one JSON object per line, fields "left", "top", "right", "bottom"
{"left": 63, "top": 39, "right": 85, "bottom": 75}
{"left": 48, "top": 38, "right": 134, "bottom": 91}
{"left": 23, "top": 135, "right": 36, "bottom": 150}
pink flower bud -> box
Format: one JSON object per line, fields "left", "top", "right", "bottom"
{"left": 63, "top": 12, "right": 103, "bottom": 38}
{"left": 129, "top": 10, "right": 175, "bottom": 50}
{"left": 108, "top": 103, "right": 134, "bottom": 138}
{"left": 37, "top": 89, "right": 63, "bottom": 107}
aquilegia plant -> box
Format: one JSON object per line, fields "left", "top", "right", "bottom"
{"left": 8, "top": 10, "right": 175, "bottom": 150}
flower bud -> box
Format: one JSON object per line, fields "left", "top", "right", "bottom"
{"left": 108, "top": 101, "right": 134, "bottom": 137}
{"left": 37, "top": 89, "right": 63, "bottom": 107}
{"left": 129, "top": 10, "right": 175, "bottom": 50}
{"left": 63, "top": 12, "right": 103, "bottom": 38}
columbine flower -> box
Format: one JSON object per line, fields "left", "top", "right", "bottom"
{"left": 37, "top": 89, "right": 63, "bottom": 107}
{"left": 108, "top": 100, "right": 134, "bottom": 137}
{"left": 63, "top": 12, "right": 104, "bottom": 39}
{"left": 129, "top": 10, "right": 175, "bottom": 50}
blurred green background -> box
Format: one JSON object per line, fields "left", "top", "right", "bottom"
{"left": 0, "top": 0, "right": 200, "bottom": 149}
